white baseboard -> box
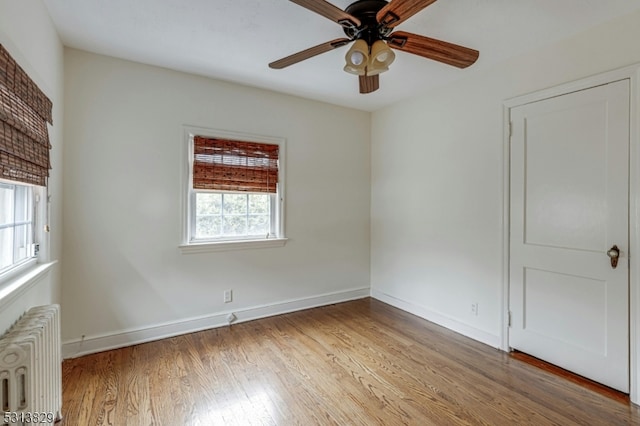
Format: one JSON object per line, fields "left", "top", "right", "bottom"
{"left": 62, "top": 287, "right": 370, "bottom": 359}
{"left": 371, "top": 289, "right": 502, "bottom": 349}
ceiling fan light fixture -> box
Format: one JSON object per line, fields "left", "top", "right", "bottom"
{"left": 271, "top": 0, "right": 479, "bottom": 94}
{"left": 367, "top": 40, "right": 395, "bottom": 76}
{"left": 344, "top": 39, "right": 369, "bottom": 75}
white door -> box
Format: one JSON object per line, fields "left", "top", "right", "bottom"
{"left": 509, "top": 79, "right": 630, "bottom": 392}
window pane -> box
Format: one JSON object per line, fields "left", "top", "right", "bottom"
{"left": 196, "top": 193, "right": 221, "bottom": 215}
{"left": 248, "top": 194, "right": 270, "bottom": 214}
{"left": 0, "top": 184, "right": 15, "bottom": 226}
{"left": 222, "top": 215, "right": 247, "bottom": 236}
{"left": 0, "top": 182, "right": 35, "bottom": 274}
{"left": 248, "top": 215, "right": 270, "bottom": 235}
{"left": 13, "top": 224, "right": 31, "bottom": 264}
{"left": 14, "top": 185, "right": 31, "bottom": 222}
{"left": 0, "top": 228, "right": 13, "bottom": 270}
{"left": 195, "top": 215, "right": 221, "bottom": 238}
{"left": 223, "top": 194, "right": 247, "bottom": 214}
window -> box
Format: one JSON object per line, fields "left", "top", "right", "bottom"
{"left": 0, "top": 43, "right": 52, "bottom": 281}
{"left": 181, "top": 127, "right": 286, "bottom": 252}
{"left": 0, "top": 181, "right": 38, "bottom": 274}
{"left": 194, "top": 192, "right": 274, "bottom": 239}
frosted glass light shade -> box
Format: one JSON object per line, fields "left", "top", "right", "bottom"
{"left": 344, "top": 39, "right": 369, "bottom": 76}
{"left": 367, "top": 40, "right": 395, "bottom": 76}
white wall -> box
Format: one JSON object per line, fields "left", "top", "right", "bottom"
{"left": 371, "top": 10, "right": 640, "bottom": 347}
{"left": 0, "top": 1, "right": 64, "bottom": 332}
{"left": 62, "top": 49, "right": 370, "bottom": 355}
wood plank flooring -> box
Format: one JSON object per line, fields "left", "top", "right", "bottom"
{"left": 510, "top": 350, "right": 630, "bottom": 405}
{"left": 60, "top": 298, "right": 640, "bottom": 425}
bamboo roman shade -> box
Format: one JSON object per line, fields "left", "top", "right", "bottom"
{"left": 0, "top": 44, "right": 53, "bottom": 186}
{"left": 193, "top": 136, "right": 279, "bottom": 193}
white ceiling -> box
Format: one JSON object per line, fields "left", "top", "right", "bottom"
{"left": 44, "top": 0, "right": 640, "bottom": 112}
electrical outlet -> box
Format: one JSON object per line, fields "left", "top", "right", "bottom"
{"left": 471, "top": 302, "right": 479, "bottom": 316}
{"left": 224, "top": 289, "right": 232, "bottom": 303}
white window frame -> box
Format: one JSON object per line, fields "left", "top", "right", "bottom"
{"left": 0, "top": 179, "right": 47, "bottom": 284}
{"left": 179, "top": 125, "right": 287, "bottom": 253}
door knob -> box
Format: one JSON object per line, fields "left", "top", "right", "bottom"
{"left": 607, "top": 245, "right": 620, "bottom": 269}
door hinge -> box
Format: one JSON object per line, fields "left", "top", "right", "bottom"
{"left": 508, "top": 122, "right": 513, "bottom": 138}
{"left": 508, "top": 311, "right": 512, "bottom": 327}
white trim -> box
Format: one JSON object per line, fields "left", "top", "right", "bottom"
{"left": 62, "top": 287, "right": 369, "bottom": 359}
{"left": 501, "top": 105, "right": 511, "bottom": 352}
{"left": 179, "top": 237, "right": 288, "bottom": 254}
{"left": 503, "top": 63, "right": 640, "bottom": 108}
{"left": 180, "top": 125, "right": 287, "bottom": 250}
{"left": 371, "top": 289, "right": 502, "bottom": 349}
{"left": 0, "top": 258, "right": 37, "bottom": 285}
{"left": 629, "top": 65, "right": 640, "bottom": 404}
{"left": 502, "top": 63, "right": 640, "bottom": 404}
{"left": 0, "top": 261, "right": 57, "bottom": 311}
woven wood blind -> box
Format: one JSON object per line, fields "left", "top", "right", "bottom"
{"left": 193, "top": 136, "right": 279, "bottom": 193}
{"left": 0, "top": 44, "right": 53, "bottom": 186}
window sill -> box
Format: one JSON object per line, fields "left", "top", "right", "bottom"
{"left": 179, "top": 238, "right": 288, "bottom": 254}
{"left": 0, "top": 261, "right": 57, "bottom": 311}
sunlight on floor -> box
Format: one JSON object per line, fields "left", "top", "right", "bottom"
{"left": 204, "top": 389, "right": 277, "bottom": 424}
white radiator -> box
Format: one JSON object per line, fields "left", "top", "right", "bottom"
{"left": 0, "top": 305, "right": 62, "bottom": 425}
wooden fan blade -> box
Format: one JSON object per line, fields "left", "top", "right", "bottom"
{"left": 359, "top": 74, "right": 379, "bottom": 94}
{"left": 290, "top": 0, "right": 361, "bottom": 28}
{"left": 269, "top": 38, "right": 351, "bottom": 69}
{"left": 387, "top": 31, "right": 479, "bottom": 68}
{"left": 377, "top": 0, "right": 437, "bottom": 28}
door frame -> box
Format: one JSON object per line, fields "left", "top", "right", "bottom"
{"left": 502, "top": 63, "right": 640, "bottom": 404}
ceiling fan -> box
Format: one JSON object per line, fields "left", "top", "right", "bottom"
{"left": 269, "top": 0, "right": 479, "bottom": 94}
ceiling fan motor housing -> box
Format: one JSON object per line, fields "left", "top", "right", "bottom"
{"left": 343, "top": 0, "right": 392, "bottom": 44}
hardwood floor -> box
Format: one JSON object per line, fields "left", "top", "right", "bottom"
{"left": 61, "top": 298, "right": 640, "bottom": 425}
{"left": 510, "top": 350, "right": 630, "bottom": 405}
